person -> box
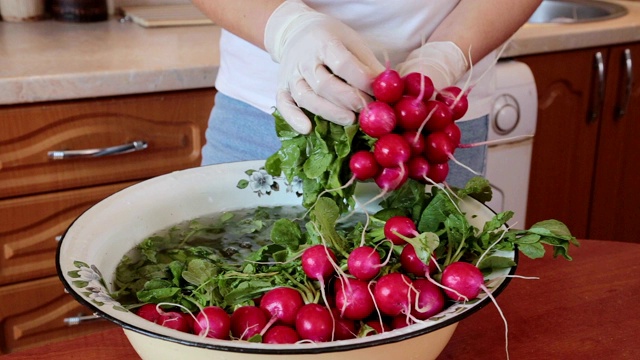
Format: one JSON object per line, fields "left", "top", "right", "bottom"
{"left": 192, "top": 0, "right": 541, "bottom": 187}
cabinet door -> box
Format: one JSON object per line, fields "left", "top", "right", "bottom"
{"left": 0, "top": 89, "right": 215, "bottom": 198}
{"left": 520, "top": 48, "right": 606, "bottom": 238}
{"left": 589, "top": 43, "right": 640, "bottom": 241}
{"left": 0, "top": 276, "right": 115, "bottom": 354}
{"left": 0, "top": 182, "right": 136, "bottom": 286}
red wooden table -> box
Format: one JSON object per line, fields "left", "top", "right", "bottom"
{"left": 4, "top": 239, "right": 639, "bottom": 359}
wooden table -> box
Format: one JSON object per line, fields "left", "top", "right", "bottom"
{"left": 4, "top": 239, "right": 639, "bottom": 359}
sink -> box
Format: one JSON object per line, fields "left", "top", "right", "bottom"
{"left": 528, "top": 0, "right": 628, "bottom": 24}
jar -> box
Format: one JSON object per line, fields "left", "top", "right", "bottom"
{"left": 50, "top": 0, "right": 108, "bottom": 22}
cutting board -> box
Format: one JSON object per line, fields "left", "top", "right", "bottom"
{"left": 121, "top": 4, "right": 214, "bottom": 28}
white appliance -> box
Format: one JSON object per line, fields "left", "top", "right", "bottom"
{"left": 484, "top": 60, "right": 538, "bottom": 228}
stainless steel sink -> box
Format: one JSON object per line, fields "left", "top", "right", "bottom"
{"left": 528, "top": 0, "right": 628, "bottom": 24}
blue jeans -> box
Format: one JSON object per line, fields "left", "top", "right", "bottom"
{"left": 201, "top": 92, "right": 487, "bottom": 188}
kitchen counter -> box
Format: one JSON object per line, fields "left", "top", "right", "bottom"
{"left": 1, "top": 0, "right": 640, "bottom": 105}
{"left": 3, "top": 239, "right": 639, "bottom": 359}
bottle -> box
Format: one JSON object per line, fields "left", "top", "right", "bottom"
{"left": 50, "top": 0, "right": 108, "bottom": 22}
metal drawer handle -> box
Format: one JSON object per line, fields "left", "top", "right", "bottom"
{"left": 64, "top": 314, "right": 102, "bottom": 326}
{"left": 615, "top": 48, "right": 633, "bottom": 119}
{"left": 588, "top": 51, "right": 605, "bottom": 123}
{"left": 48, "top": 140, "right": 148, "bottom": 160}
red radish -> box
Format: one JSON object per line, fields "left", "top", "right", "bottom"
{"left": 295, "top": 303, "right": 334, "bottom": 342}
{"left": 334, "top": 277, "right": 375, "bottom": 320}
{"left": 400, "top": 244, "right": 437, "bottom": 276}
{"left": 136, "top": 303, "right": 162, "bottom": 323}
{"left": 349, "top": 150, "right": 380, "bottom": 181}
{"left": 394, "top": 96, "right": 429, "bottom": 132}
{"left": 259, "top": 287, "right": 304, "bottom": 326}
{"left": 301, "top": 245, "right": 337, "bottom": 282}
{"left": 373, "top": 133, "right": 412, "bottom": 168}
{"left": 391, "top": 314, "right": 413, "bottom": 329}
{"left": 427, "top": 162, "right": 449, "bottom": 183}
{"left": 403, "top": 72, "right": 434, "bottom": 101}
{"left": 436, "top": 86, "right": 469, "bottom": 120}
{"left": 374, "top": 165, "right": 409, "bottom": 191}
{"left": 441, "top": 261, "right": 485, "bottom": 301}
{"left": 364, "top": 319, "right": 391, "bottom": 335}
{"left": 402, "top": 131, "right": 426, "bottom": 156}
{"left": 443, "top": 122, "right": 462, "bottom": 147}
{"left": 423, "top": 100, "right": 453, "bottom": 133}
{"left": 156, "top": 311, "right": 192, "bottom": 333}
{"left": 193, "top": 306, "right": 231, "bottom": 340}
{"left": 230, "top": 305, "right": 268, "bottom": 340}
{"left": 424, "top": 131, "right": 456, "bottom": 164}
{"left": 407, "top": 156, "right": 430, "bottom": 181}
{"left": 330, "top": 308, "right": 357, "bottom": 340}
{"left": 347, "top": 246, "right": 382, "bottom": 281}
{"left": 373, "top": 272, "right": 414, "bottom": 316}
{"left": 410, "top": 279, "right": 445, "bottom": 320}
{"left": 262, "top": 325, "right": 300, "bottom": 344}
{"left": 358, "top": 101, "right": 396, "bottom": 138}
{"left": 372, "top": 68, "right": 404, "bottom": 103}
{"left": 383, "top": 216, "right": 417, "bottom": 245}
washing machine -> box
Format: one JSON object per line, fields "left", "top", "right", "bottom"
{"left": 484, "top": 60, "right": 538, "bottom": 228}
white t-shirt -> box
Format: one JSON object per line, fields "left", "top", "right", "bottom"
{"left": 215, "top": 0, "right": 496, "bottom": 121}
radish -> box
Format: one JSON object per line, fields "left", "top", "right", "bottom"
{"left": 373, "top": 272, "right": 414, "bottom": 317}
{"left": 427, "top": 162, "right": 449, "bottom": 183}
{"left": 400, "top": 244, "right": 437, "bottom": 276}
{"left": 193, "top": 306, "right": 231, "bottom": 339}
{"left": 373, "top": 133, "right": 412, "bottom": 168}
{"left": 440, "top": 261, "right": 484, "bottom": 301}
{"left": 347, "top": 246, "right": 382, "bottom": 281}
{"left": 443, "top": 122, "right": 462, "bottom": 147}
{"left": 436, "top": 86, "right": 469, "bottom": 120}
{"left": 262, "top": 325, "right": 300, "bottom": 344}
{"left": 330, "top": 308, "right": 357, "bottom": 340}
{"left": 372, "top": 68, "right": 404, "bottom": 104}
{"left": 407, "top": 156, "right": 430, "bottom": 182}
{"left": 334, "top": 277, "right": 375, "bottom": 320}
{"left": 402, "top": 131, "right": 426, "bottom": 156}
{"left": 156, "top": 311, "right": 192, "bottom": 333}
{"left": 394, "top": 96, "right": 429, "bottom": 132}
{"left": 301, "top": 244, "right": 337, "bottom": 282}
{"left": 383, "top": 215, "right": 417, "bottom": 245}
{"left": 136, "top": 303, "right": 162, "bottom": 323}
{"left": 358, "top": 101, "right": 396, "bottom": 138}
{"left": 349, "top": 150, "right": 380, "bottom": 181}
{"left": 391, "top": 314, "right": 413, "bottom": 330}
{"left": 402, "top": 72, "right": 434, "bottom": 101}
{"left": 424, "top": 131, "right": 456, "bottom": 164}
{"left": 259, "top": 287, "right": 304, "bottom": 326}
{"left": 295, "top": 303, "right": 334, "bottom": 342}
{"left": 422, "top": 100, "right": 453, "bottom": 133}
{"left": 230, "top": 305, "right": 268, "bottom": 340}
{"left": 374, "top": 166, "right": 409, "bottom": 191}
{"left": 364, "top": 319, "right": 391, "bottom": 335}
{"left": 410, "top": 278, "right": 445, "bottom": 320}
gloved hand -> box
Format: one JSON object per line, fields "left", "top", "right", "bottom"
{"left": 396, "top": 41, "right": 469, "bottom": 93}
{"left": 264, "top": 0, "right": 385, "bottom": 134}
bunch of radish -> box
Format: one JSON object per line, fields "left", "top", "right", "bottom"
{"left": 351, "top": 68, "right": 469, "bottom": 191}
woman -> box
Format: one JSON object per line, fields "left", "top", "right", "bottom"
{"left": 193, "top": 0, "right": 541, "bottom": 187}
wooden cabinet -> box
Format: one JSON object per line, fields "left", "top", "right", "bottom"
{"left": 519, "top": 43, "right": 640, "bottom": 242}
{"left": 0, "top": 88, "right": 216, "bottom": 353}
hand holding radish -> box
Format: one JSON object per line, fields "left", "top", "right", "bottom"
{"left": 264, "top": 0, "right": 385, "bottom": 134}
{"left": 396, "top": 41, "right": 469, "bottom": 92}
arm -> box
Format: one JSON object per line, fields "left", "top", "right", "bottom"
{"left": 429, "top": 0, "right": 542, "bottom": 65}
{"left": 190, "top": 0, "right": 283, "bottom": 49}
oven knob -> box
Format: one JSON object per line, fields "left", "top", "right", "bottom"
{"left": 492, "top": 94, "right": 520, "bottom": 135}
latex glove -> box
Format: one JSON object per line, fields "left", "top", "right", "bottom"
{"left": 264, "top": 0, "right": 385, "bottom": 134}
{"left": 396, "top": 41, "right": 469, "bottom": 92}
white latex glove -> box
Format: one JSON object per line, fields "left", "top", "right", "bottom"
{"left": 264, "top": 0, "right": 385, "bottom": 134}
{"left": 396, "top": 41, "right": 469, "bottom": 93}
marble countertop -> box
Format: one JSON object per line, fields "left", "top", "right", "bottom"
{"left": 1, "top": 0, "right": 640, "bottom": 106}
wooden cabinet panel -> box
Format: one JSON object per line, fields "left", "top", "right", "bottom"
{"left": 0, "top": 89, "right": 215, "bottom": 198}
{"left": 589, "top": 44, "right": 640, "bottom": 241}
{"left": 0, "top": 182, "right": 136, "bottom": 286}
{"left": 0, "top": 276, "right": 115, "bottom": 354}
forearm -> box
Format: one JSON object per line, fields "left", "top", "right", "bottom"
{"left": 191, "top": 0, "right": 284, "bottom": 49}
{"left": 429, "top": 0, "right": 541, "bottom": 65}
